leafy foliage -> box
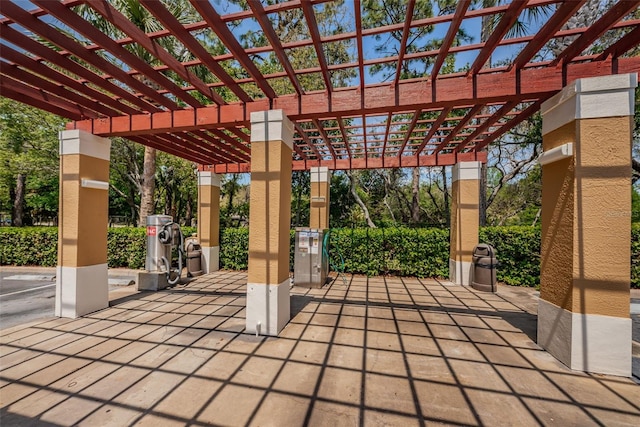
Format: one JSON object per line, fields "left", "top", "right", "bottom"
{"left": 2, "top": 225, "right": 639, "bottom": 289}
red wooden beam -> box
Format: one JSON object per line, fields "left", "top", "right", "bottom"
{"left": 431, "top": 0, "right": 470, "bottom": 79}
{"left": 0, "top": 82, "right": 83, "bottom": 121}
{"left": 455, "top": 101, "right": 518, "bottom": 152}
{"left": 381, "top": 113, "right": 393, "bottom": 158}
{"left": 596, "top": 25, "right": 640, "bottom": 60}
{"left": 71, "top": 57, "right": 640, "bottom": 137}
{"left": 474, "top": 100, "right": 546, "bottom": 151}
{"left": 0, "top": 4, "right": 165, "bottom": 113}
{"left": 138, "top": 0, "right": 252, "bottom": 104}
{"left": 0, "top": 44, "right": 139, "bottom": 116}
{"left": 414, "top": 107, "right": 451, "bottom": 155}
{"left": 294, "top": 122, "right": 323, "bottom": 160}
{"left": 432, "top": 105, "right": 483, "bottom": 155}
{"left": 179, "top": 132, "right": 242, "bottom": 164}
{"left": 355, "top": 0, "right": 365, "bottom": 90}
{"left": 393, "top": 0, "right": 417, "bottom": 87}
{"left": 397, "top": 110, "right": 422, "bottom": 156}
{"left": 86, "top": 0, "right": 225, "bottom": 106}
{"left": 469, "top": 1, "right": 528, "bottom": 74}
{"left": 312, "top": 119, "right": 338, "bottom": 162}
{"left": 33, "top": 0, "right": 204, "bottom": 110}
{"left": 337, "top": 117, "right": 352, "bottom": 160}
{"left": 248, "top": 1, "right": 304, "bottom": 96}
{"left": 0, "top": 61, "right": 113, "bottom": 118}
{"left": 188, "top": 0, "right": 277, "bottom": 100}
{"left": 301, "top": 1, "right": 333, "bottom": 93}
{"left": 511, "top": 0, "right": 586, "bottom": 70}
{"left": 553, "top": 0, "right": 640, "bottom": 65}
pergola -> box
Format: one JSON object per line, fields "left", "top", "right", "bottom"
{"left": 1, "top": 0, "right": 639, "bottom": 377}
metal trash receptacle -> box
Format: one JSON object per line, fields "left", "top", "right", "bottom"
{"left": 471, "top": 244, "right": 498, "bottom": 292}
{"left": 186, "top": 241, "right": 203, "bottom": 277}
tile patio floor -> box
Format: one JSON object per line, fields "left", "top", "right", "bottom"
{"left": 1, "top": 271, "right": 639, "bottom": 426}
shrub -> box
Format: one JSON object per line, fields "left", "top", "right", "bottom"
{"left": 1, "top": 225, "right": 637, "bottom": 289}
{"left": 479, "top": 226, "right": 541, "bottom": 287}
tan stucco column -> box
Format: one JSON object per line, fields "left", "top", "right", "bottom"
{"left": 197, "top": 171, "right": 220, "bottom": 273}
{"left": 449, "top": 161, "right": 481, "bottom": 285}
{"left": 56, "top": 130, "right": 111, "bottom": 318}
{"left": 539, "top": 73, "right": 637, "bottom": 377}
{"left": 310, "top": 166, "right": 330, "bottom": 229}
{"left": 246, "top": 110, "right": 293, "bottom": 336}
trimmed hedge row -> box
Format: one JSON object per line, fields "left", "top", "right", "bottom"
{"left": 1, "top": 225, "right": 638, "bottom": 288}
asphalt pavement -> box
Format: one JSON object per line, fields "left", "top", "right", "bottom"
{"left": 0, "top": 267, "right": 138, "bottom": 330}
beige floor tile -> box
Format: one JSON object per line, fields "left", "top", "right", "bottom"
{"left": 405, "top": 354, "right": 455, "bottom": 384}
{"left": 81, "top": 365, "right": 150, "bottom": 400}
{"left": 164, "top": 327, "right": 209, "bottom": 346}
{"left": 0, "top": 353, "right": 66, "bottom": 381}
{"left": 0, "top": 348, "right": 43, "bottom": 371}
{"left": 197, "top": 384, "right": 264, "bottom": 426}
{"left": 250, "top": 391, "right": 311, "bottom": 427}
{"left": 130, "top": 343, "right": 183, "bottom": 368}
{"left": 77, "top": 338, "right": 131, "bottom": 359}
{"left": 307, "top": 400, "right": 360, "bottom": 427}
{"left": 231, "top": 355, "right": 284, "bottom": 388}
{"left": 301, "top": 325, "right": 335, "bottom": 343}
{"left": 5, "top": 388, "right": 69, "bottom": 419}
{"left": 78, "top": 404, "right": 143, "bottom": 427}
{"left": 334, "top": 327, "right": 365, "bottom": 347}
{"left": 495, "top": 366, "right": 571, "bottom": 401}
{"left": 414, "top": 380, "right": 479, "bottom": 426}
{"left": 401, "top": 334, "right": 440, "bottom": 355}
{"left": 0, "top": 382, "right": 39, "bottom": 407}
{"left": 364, "top": 372, "right": 416, "bottom": 415}
{"left": 49, "top": 360, "right": 121, "bottom": 393}
{"left": 196, "top": 351, "right": 248, "bottom": 381}
{"left": 363, "top": 409, "right": 421, "bottom": 427}
{"left": 154, "top": 376, "right": 222, "bottom": 420}
{"left": 254, "top": 336, "right": 296, "bottom": 359}
{"left": 192, "top": 329, "right": 237, "bottom": 351}
{"left": 338, "top": 315, "right": 365, "bottom": 330}
{"left": 437, "top": 339, "right": 485, "bottom": 362}
{"left": 112, "top": 370, "right": 184, "bottom": 408}
{"left": 521, "top": 397, "right": 600, "bottom": 427}
{"left": 366, "top": 348, "right": 407, "bottom": 376}
{"left": 101, "top": 341, "right": 157, "bottom": 364}
{"left": 40, "top": 396, "right": 103, "bottom": 425}
{"left": 449, "top": 359, "right": 511, "bottom": 392}
{"left": 21, "top": 356, "right": 92, "bottom": 387}
{"left": 290, "top": 341, "right": 330, "bottom": 365}
{"left": 366, "top": 330, "right": 402, "bottom": 351}
{"left": 160, "top": 347, "right": 216, "bottom": 374}
{"left": 140, "top": 326, "right": 186, "bottom": 344}
{"left": 272, "top": 360, "right": 322, "bottom": 396}
{"left": 327, "top": 344, "right": 363, "bottom": 370}
{"left": 317, "top": 366, "right": 362, "bottom": 405}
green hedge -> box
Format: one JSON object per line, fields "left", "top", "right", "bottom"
{"left": 1, "top": 225, "right": 639, "bottom": 288}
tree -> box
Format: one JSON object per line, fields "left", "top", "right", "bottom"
{"left": 0, "top": 98, "right": 65, "bottom": 226}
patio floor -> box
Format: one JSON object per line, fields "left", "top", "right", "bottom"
{"left": 1, "top": 271, "right": 639, "bottom": 426}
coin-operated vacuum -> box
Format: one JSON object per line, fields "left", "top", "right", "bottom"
{"left": 138, "top": 214, "right": 202, "bottom": 291}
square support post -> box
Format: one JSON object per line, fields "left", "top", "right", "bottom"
{"left": 56, "top": 130, "right": 111, "bottom": 318}
{"left": 246, "top": 110, "right": 294, "bottom": 336}
{"left": 449, "top": 161, "right": 481, "bottom": 286}
{"left": 310, "top": 166, "right": 330, "bottom": 229}
{"left": 197, "top": 171, "right": 221, "bottom": 273}
{"left": 539, "top": 73, "right": 637, "bottom": 376}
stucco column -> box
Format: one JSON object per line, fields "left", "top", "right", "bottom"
{"left": 310, "top": 166, "right": 330, "bottom": 229}
{"left": 197, "top": 171, "right": 220, "bottom": 273}
{"left": 56, "top": 130, "right": 110, "bottom": 318}
{"left": 246, "top": 110, "right": 293, "bottom": 336}
{"left": 449, "top": 161, "right": 481, "bottom": 286}
{"left": 538, "top": 73, "right": 637, "bottom": 377}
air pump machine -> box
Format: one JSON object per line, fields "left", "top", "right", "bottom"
{"left": 138, "top": 214, "right": 202, "bottom": 291}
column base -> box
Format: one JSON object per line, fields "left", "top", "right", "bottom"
{"left": 137, "top": 271, "right": 168, "bottom": 291}
{"left": 246, "top": 279, "right": 291, "bottom": 336}
{"left": 449, "top": 259, "right": 472, "bottom": 286}
{"left": 202, "top": 246, "right": 219, "bottom": 273}
{"left": 55, "top": 264, "right": 108, "bottom": 318}
{"left": 538, "top": 299, "right": 631, "bottom": 377}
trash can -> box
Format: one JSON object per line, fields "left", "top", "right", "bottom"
{"left": 471, "top": 244, "right": 498, "bottom": 292}
{"left": 186, "top": 240, "right": 203, "bottom": 277}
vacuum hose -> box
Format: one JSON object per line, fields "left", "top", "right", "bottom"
{"left": 158, "top": 222, "right": 185, "bottom": 286}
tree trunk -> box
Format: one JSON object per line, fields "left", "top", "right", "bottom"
{"left": 138, "top": 146, "right": 156, "bottom": 226}
{"left": 12, "top": 173, "right": 26, "bottom": 227}
{"left": 442, "top": 166, "right": 450, "bottom": 227}
{"left": 479, "top": 162, "right": 488, "bottom": 226}
{"left": 411, "top": 167, "right": 421, "bottom": 224}
{"left": 347, "top": 171, "right": 376, "bottom": 228}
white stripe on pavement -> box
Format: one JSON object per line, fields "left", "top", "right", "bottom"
{"left": 4, "top": 275, "right": 55, "bottom": 281}
{"left": 0, "top": 283, "right": 56, "bottom": 297}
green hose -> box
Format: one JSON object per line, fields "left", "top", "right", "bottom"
{"left": 323, "top": 229, "right": 347, "bottom": 286}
